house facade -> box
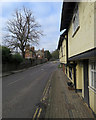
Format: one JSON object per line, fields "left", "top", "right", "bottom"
{"left": 58, "top": 31, "right": 68, "bottom": 73}
{"left": 58, "top": 2, "right": 96, "bottom": 114}
{"left": 25, "top": 46, "right": 36, "bottom": 59}
{"left": 36, "top": 48, "right": 44, "bottom": 59}
{"left": 25, "top": 45, "right": 45, "bottom": 60}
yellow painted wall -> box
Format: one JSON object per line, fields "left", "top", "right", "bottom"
{"left": 89, "top": 88, "right": 96, "bottom": 114}
{"left": 94, "top": 2, "right": 96, "bottom": 48}
{"left": 66, "top": 66, "right": 74, "bottom": 84}
{"left": 63, "top": 40, "right": 67, "bottom": 64}
{"left": 59, "top": 39, "right": 67, "bottom": 64}
{"left": 76, "top": 62, "right": 83, "bottom": 89}
{"left": 66, "top": 62, "right": 84, "bottom": 91}
{"left": 68, "top": 2, "right": 95, "bottom": 58}
{"left": 59, "top": 47, "right": 61, "bottom": 59}
{"left": 72, "top": 68, "right": 74, "bottom": 84}
{"left": 59, "top": 47, "right": 62, "bottom": 63}
{"left": 67, "top": 66, "right": 69, "bottom": 79}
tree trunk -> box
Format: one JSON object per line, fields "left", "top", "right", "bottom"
{"left": 22, "top": 51, "right": 25, "bottom": 58}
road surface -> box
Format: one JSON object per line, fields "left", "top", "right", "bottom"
{"left": 2, "top": 61, "right": 59, "bottom": 118}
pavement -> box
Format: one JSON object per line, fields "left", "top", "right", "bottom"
{"left": 45, "top": 68, "right": 95, "bottom": 118}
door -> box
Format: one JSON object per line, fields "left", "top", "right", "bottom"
{"left": 83, "top": 60, "right": 89, "bottom": 106}
{"left": 73, "top": 64, "right": 76, "bottom": 92}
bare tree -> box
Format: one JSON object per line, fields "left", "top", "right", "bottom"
{"left": 4, "top": 7, "right": 43, "bottom": 58}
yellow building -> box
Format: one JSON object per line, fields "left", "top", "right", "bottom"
{"left": 58, "top": 2, "right": 96, "bottom": 114}
{"left": 58, "top": 31, "right": 68, "bottom": 73}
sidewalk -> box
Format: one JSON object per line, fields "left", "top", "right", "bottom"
{"left": 0, "top": 69, "right": 26, "bottom": 77}
{"left": 45, "top": 68, "right": 95, "bottom": 118}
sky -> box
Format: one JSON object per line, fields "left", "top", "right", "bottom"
{"left": 0, "top": 1, "right": 62, "bottom": 52}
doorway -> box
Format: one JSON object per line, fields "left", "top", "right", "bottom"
{"left": 83, "top": 60, "right": 89, "bottom": 106}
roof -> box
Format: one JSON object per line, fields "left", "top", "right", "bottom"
{"left": 60, "top": 2, "right": 76, "bottom": 31}
{"left": 58, "top": 31, "right": 67, "bottom": 50}
{"left": 68, "top": 48, "right": 96, "bottom": 61}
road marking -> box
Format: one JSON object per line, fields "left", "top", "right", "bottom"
{"left": 33, "top": 107, "right": 39, "bottom": 119}
{"left": 33, "top": 79, "right": 50, "bottom": 119}
{"left": 37, "top": 108, "right": 42, "bottom": 118}
{"left": 33, "top": 76, "right": 51, "bottom": 119}
{"left": 42, "top": 79, "right": 50, "bottom": 96}
{"left": 42, "top": 86, "right": 49, "bottom": 101}
{"left": 41, "top": 85, "right": 48, "bottom": 101}
{"left": 42, "top": 85, "right": 47, "bottom": 96}
{"left": 7, "top": 78, "right": 24, "bottom": 86}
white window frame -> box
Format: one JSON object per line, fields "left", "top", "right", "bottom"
{"left": 72, "top": 4, "right": 79, "bottom": 36}
{"left": 89, "top": 60, "right": 96, "bottom": 91}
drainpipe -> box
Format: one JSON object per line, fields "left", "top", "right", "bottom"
{"left": 66, "top": 31, "right": 68, "bottom": 64}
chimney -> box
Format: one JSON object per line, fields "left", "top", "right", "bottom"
{"left": 42, "top": 48, "right": 44, "bottom": 53}
{"left": 31, "top": 47, "right": 35, "bottom": 51}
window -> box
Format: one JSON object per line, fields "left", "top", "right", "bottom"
{"left": 90, "top": 61, "right": 96, "bottom": 90}
{"left": 72, "top": 4, "right": 79, "bottom": 36}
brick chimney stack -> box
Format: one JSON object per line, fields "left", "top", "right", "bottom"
{"left": 42, "top": 48, "right": 44, "bottom": 53}
{"left": 31, "top": 47, "right": 35, "bottom": 51}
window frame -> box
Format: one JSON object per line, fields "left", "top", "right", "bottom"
{"left": 89, "top": 60, "right": 96, "bottom": 91}
{"left": 72, "top": 4, "right": 80, "bottom": 37}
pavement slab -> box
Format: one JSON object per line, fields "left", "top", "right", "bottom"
{"left": 45, "top": 68, "right": 95, "bottom": 118}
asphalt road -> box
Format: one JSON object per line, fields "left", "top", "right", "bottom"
{"left": 2, "top": 61, "right": 59, "bottom": 118}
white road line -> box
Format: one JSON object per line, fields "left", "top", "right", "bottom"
{"left": 7, "top": 78, "right": 24, "bottom": 86}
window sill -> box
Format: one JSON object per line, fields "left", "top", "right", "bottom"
{"left": 72, "top": 26, "right": 80, "bottom": 38}
{"left": 88, "top": 86, "right": 96, "bottom": 94}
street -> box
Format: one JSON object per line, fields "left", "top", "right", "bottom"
{"left": 2, "top": 62, "right": 59, "bottom": 118}
{"left": 1, "top": 1, "right": 96, "bottom": 118}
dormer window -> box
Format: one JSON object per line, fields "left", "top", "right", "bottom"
{"left": 72, "top": 4, "right": 79, "bottom": 36}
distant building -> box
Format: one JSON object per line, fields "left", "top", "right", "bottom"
{"left": 25, "top": 46, "right": 36, "bottom": 59}
{"left": 36, "top": 48, "right": 44, "bottom": 59}
{"left": 25, "top": 46, "right": 45, "bottom": 59}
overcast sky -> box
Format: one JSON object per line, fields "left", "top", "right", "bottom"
{"left": 0, "top": 1, "right": 62, "bottom": 52}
